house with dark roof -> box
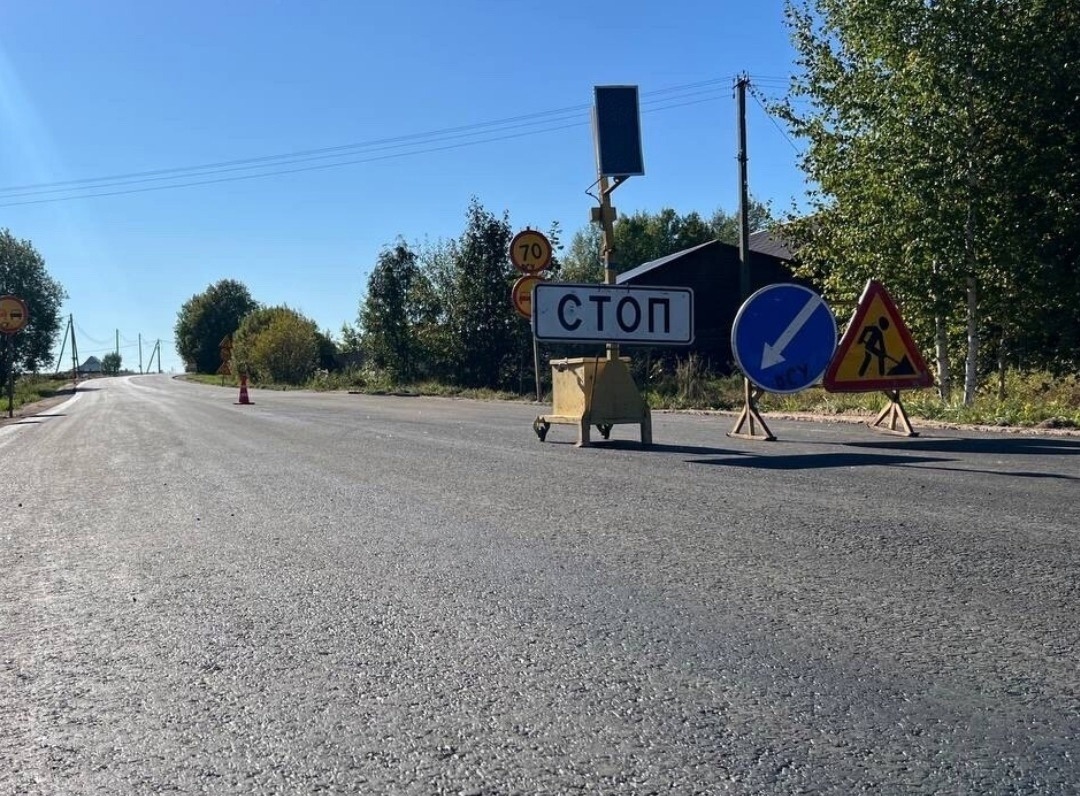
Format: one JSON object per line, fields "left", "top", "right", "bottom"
{"left": 616, "top": 230, "right": 807, "bottom": 371}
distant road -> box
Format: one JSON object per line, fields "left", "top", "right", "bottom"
{"left": 2, "top": 375, "right": 1077, "bottom": 794}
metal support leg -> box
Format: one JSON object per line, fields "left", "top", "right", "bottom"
{"left": 728, "top": 377, "right": 776, "bottom": 441}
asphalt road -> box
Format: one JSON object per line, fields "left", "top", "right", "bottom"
{"left": 2, "top": 374, "right": 1078, "bottom": 795}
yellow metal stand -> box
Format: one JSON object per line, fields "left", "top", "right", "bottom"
{"left": 533, "top": 357, "right": 652, "bottom": 447}
{"left": 869, "top": 390, "right": 918, "bottom": 436}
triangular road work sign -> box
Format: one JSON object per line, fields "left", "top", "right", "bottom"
{"left": 824, "top": 280, "right": 932, "bottom": 392}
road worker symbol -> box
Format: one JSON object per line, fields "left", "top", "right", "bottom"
{"left": 824, "top": 280, "right": 931, "bottom": 392}
{"left": 857, "top": 316, "right": 917, "bottom": 378}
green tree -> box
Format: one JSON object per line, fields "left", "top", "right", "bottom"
{"left": 175, "top": 279, "right": 258, "bottom": 373}
{"left": 561, "top": 202, "right": 772, "bottom": 282}
{"left": 232, "top": 305, "right": 319, "bottom": 384}
{"left": 315, "top": 329, "right": 338, "bottom": 371}
{"left": 779, "top": 0, "right": 1080, "bottom": 402}
{"left": 614, "top": 208, "right": 714, "bottom": 271}
{"left": 409, "top": 237, "right": 459, "bottom": 381}
{"left": 338, "top": 323, "right": 362, "bottom": 354}
{"left": 561, "top": 224, "right": 603, "bottom": 283}
{"left": 359, "top": 240, "right": 424, "bottom": 381}
{"left": 0, "top": 229, "right": 66, "bottom": 373}
{"left": 408, "top": 238, "right": 452, "bottom": 379}
{"left": 709, "top": 200, "right": 773, "bottom": 245}
{"left": 445, "top": 198, "right": 515, "bottom": 389}
{"left": 101, "top": 352, "right": 122, "bottom": 375}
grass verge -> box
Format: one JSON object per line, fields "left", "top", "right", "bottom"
{"left": 3, "top": 375, "right": 73, "bottom": 413}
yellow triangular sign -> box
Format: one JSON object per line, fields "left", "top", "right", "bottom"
{"left": 824, "top": 280, "right": 932, "bottom": 393}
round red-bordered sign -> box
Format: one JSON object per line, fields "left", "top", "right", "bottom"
{"left": 0, "top": 295, "right": 29, "bottom": 335}
{"left": 509, "top": 229, "right": 553, "bottom": 274}
{"left": 511, "top": 274, "right": 544, "bottom": 319}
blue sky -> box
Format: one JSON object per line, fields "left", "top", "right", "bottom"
{"left": 0, "top": 1, "right": 805, "bottom": 373}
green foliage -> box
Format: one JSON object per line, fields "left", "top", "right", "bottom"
{"left": 175, "top": 279, "right": 258, "bottom": 374}
{"left": 443, "top": 198, "right": 517, "bottom": 389}
{"left": 101, "top": 352, "right": 122, "bottom": 375}
{"left": 353, "top": 199, "right": 782, "bottom": 392}
{"left": 314, "top": 329, "right": 338, "bottom": 371}
{"left": 359, "top": 240, "right": 425, "bottom": 381}
{"left": 0, "top": 229, "right": 67, "bottom": 373}
{"left": 637, "top": 360, "right": 1079, "bottom": 428}
{"left": 642, "top": 364, "right": 745, "bottom": 410}
{"left": 708, "top": 201, "right": 773, "bottom": 246}
{"left": 561, "top": 224, "right": 604, "bottom": 283}
{"left": 778, "top": 0, "right": 1080, "bottom": 399}
{"left": 904, "top": 371, "right": 1080, "bottom": 428}
{"left": 232, "top": 305, "right": 319, "bottom": 385}
{"left": 356, "top": 202, "right": 557, "bottom": 391}
{"left": 560, "top": 201, "right": 773, "bottom": 281}
{"left": 8, "top": 375, "right": 69, "bottom": 412}
{"left": 408, "top": 237, "right": 457, "bottom": 379}
{"left": 338, "top": 323, "right": 362, "bottom": 354}
{"left": 614, "top": 208, "right": 715, "bottom": 271}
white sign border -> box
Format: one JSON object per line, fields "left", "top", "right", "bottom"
{"left": 532, "top": 282, "right": 694, "bottom": 346}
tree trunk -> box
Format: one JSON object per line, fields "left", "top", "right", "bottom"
{"left": 935, "top": 314, "right": 952, "bottom": 402}
{"left": 964, "top": 275, "right": 979, "bottom": 405}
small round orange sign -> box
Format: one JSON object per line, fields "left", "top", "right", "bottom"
{"left": 509, "top": 229, "right": 553, "bottom": 274}
{"left": 0, "top": 295, "right": 29, "bottom": 334}
{"left": 511, "top": 275, "right": 544, "bottom": 319}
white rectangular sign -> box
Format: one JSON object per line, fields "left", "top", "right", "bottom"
{"left": 532, "top": 283, "right": 694, "bottom": 345}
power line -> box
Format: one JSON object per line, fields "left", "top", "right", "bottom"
{"left": 0, "top": 78, "right": 731, "bottom": 207}
{"left": 747, "top": 74, "right": 792, "bottom": 85}
{"left": 73, "top": 320, "right": 111, "bottom": 346}
{"left": 0, "top": 120, "right": 588, "bottom": 207}
{"left": 0, "top": 108, "right": 588, "bottom": 199}
{"left": 748, "top": 85, "right": 803, "bottom": 156}
{"left": 1, "top": 87, "right": 731, "bottom": 202}
{"left": 0, "top": 93, "right": 728, "bottom": 208}
{"left": 0, "top": 106, "right": 584, "bottom": 196}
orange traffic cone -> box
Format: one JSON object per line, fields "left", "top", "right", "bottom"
{"left": 235, "top": 373, "right": 254, "bottom": 405}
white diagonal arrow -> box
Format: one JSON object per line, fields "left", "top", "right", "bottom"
{"left": 761, "top": 293, "right": 825, "bottom": 369}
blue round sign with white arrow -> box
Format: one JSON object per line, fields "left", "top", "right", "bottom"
{"left": 732, "top": 283, "right": 837, "bottom": 394}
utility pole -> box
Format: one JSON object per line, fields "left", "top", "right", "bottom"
{"left": 144, "top": 339, "right": 161, "bottom": 374}
{"left": 728, "top": 73, "right": 775, "bottom": 441}
{"left": 736, "top": 73, "right": 752, "bottom": 301}
{"left": 54, "top": 316, "right": 70, "bottom": 376}
{"left": 70, "top": 314, "right": 80, "bottom": 383}
{"left": 138, "top": 333, "right": 143, "bottom": 374}
{"left": 596, "top": 173, "right": 625, "bottom": 361}
{"left": 115, "top": 329, "right": 119, "bottom": 358}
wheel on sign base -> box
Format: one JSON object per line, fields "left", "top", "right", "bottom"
{"left": 533, "top": 418, "right": 550, "bottom": 442}
{"left": 597, "top": 423, "right": 613, "bottom": 440}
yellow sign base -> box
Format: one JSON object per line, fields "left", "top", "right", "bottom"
{"left": 533, "top": 356, "right": 651, "bottom": 447}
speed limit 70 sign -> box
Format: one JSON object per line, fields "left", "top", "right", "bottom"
{"left": 509, "top": 229, "right": 552, "bottom": 274}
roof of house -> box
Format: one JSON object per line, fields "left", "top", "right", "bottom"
{"left": 616, "top": 232, "right": 794, "bottom": 284}
{"left": 615, "top": 240, "right": 716, "bottom": 283}
{"left": 748, "top": 229, "right": 795, "bottom": 261}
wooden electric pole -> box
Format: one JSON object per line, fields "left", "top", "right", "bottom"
{"left": 736, "top": 73, "right": 752, "bottom": 302}
{"left": 728, "top": 73, "right": 775, "bottom": 441}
